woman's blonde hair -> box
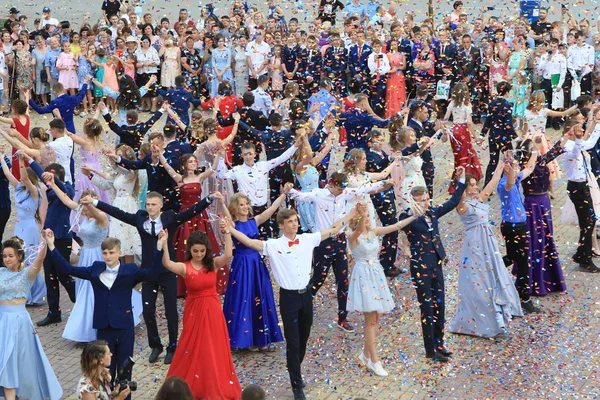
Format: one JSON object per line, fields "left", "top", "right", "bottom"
{"left": 528, "top": 90, "right": 546, "bottom": 110}
{"left": 228, "top": 193, "right": 254, "bottom": 221}
{"left": 343, "top": 148, "right": 366, "bottom": 173}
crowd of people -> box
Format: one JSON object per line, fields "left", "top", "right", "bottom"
{"left": 1, "top": 1, "right": 600, "bottom": 399}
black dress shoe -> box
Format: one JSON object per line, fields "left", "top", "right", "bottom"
{"left": 164, "top": 348, "right": 175, "bottom": 365}
{"left": 292, "top": 387, "right": 307, "bottom": 400}
{"left": 521, "top": 301, "right": 540, "bottom": 314}
{"left": 37, "top": 314, "right": 61, "bottom": 327}
{"left": 572, "top": 254, "right": 584, "bottom": 264}
{"left": 580, "top": 262, "right": 600, "bottom": 273}
{"left": 426, "top": 350, "right": 449, "bottom": 362}
{"left": 149, "top": 347, "right": 163, "bottom": 363}
{"left": 437, "top": 346, "right": 453, "bottom": 357}
{"left": 298, "top": 380, "right": 306, "bottom": 389}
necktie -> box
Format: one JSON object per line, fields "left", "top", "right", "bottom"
{"left": 288, "top": 238, "right": 299, "bottom": 247}
{"left": 376, "top": 57, "right": 381, "bottom": 80}
{"left": 358, "top": 45, "right": 362, "bottom": 58}
{"left": 442, "top": 45, "right": 445, "bottom": 57}
{"left": 151, "top": 221, "right": 156, "bottom": 236}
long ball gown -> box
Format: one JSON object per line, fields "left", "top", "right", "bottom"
{"left": 166, "top": 261, "right": 242, "bottom": 400}
{"left": 222, "top": 218, "right": 283, "bottom": 349}
{"left": 448, "top": 199, "right": 523, "bottom": 338}
{"left": 63, "top": 218, "right": 143, "bottom": 342}
{"left": 11, "top": 115, "right": 30, "bottom": 181}
{"left": 13, "top": 183, "right": 46, "bottom": 304}
{"left": 0, "top": 268, "right": 63, "bottom": 400}
{"left": 173, "top": 182, "right": 222, "bottom": 296}
{"left": 521, "top": 142, "right": 566, "bottom": 295}
{"left": 385, "top": 52, "right": 407, "bottom": 118}
{"left": 447, "top": 102, "right": 483, "bottom": 190}
{"left": 296, "top": 165, "right": 320, "bottom": 232}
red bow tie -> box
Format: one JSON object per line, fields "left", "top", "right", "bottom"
{"left": 288, "top": 238, "right": 299, "bottom": 247}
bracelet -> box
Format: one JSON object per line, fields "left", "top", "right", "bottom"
{"left": 223, "top": 231, "right": 231, "bottom": 234}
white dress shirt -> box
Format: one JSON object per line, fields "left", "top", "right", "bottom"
{"left": 245, "top": 40, "right": 271, "bottom": 76}
{"left": 135, "top": 47, "right": 160, "bottom": 74}
{"left": 217, "top": 145, "right": 298, "bottom": 206}
{"left": 143, "top": 215, "right": 163, "bottom": 235}
{"left": 48, "top": 135, "right": 74, "bottom": 184}
{"left": 367, "top": 52, "right": 391, "bottom": 76}
{"left": 568, "top": 43, "right": 595, "bottom": 76}
{"left": 562, "top": 126, "right": 600, "bottom": 182}
{"left": 100, "top": 263, "right": 120, "bottom": 290}
{"left": 263, "top": 232, "right": 322, "bottom": 290}
{"left": 251, "top": 87, "right": 274, "bottom": 117}
{"left": 289, "top": 181, "right": 385, "bottom": 232}
{"left": 539, "top": 52, "right": 567, "bottom": 87}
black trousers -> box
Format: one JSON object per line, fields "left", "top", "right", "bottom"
{"left": 44, "top": 238, "right": 76, "bottom": 316}
{"left": 98, "top": 326, "right": 135, "bottom": 387}
{"left": 369, "top": 76, "right": 387, "bottom": 118}
{"left": 372, "top": 190, "right": 398, "bottom": 274}
{"left": 142, "top": 273, "right": 178, "bottom": 350}
{"left": 485, "top": 139, "right": 512, "bottom": 185}
{"left": 567, "top": 180, "right": 596, "bottom": 263}
{"left": 310, "top": 235, "right": 349, "bottom": 323}
{"left": 409, "top": 255, "right": 445, "bottom": 355}
{"left": 581, "top": 72, "right": 593, "bottom": 96}
{"left": 252, "top": 204, "right": 271, "bottom": 240}
{"left": 279, "top": 287, "right": 313, "bottom": 389}
{"left": 500, "top": 221, "right": 531, "bottom": 302}
{"left": 422, "top": 157, "right": 435, "bottom": 198}
{"left": 248, "top": 76, "right": 260, "bottom": 91}
{"left": 541, "top": 78, "right": 558, "bottom": 126}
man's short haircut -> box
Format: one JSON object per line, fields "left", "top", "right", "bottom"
{"left": 146, "top": 191, "right": 164, "bottom": 202}
{"left": 329, "top": 171, "right": 348, "bottom": 187}
{"left": 52, "top": 82, "right": 65, "bottom": 94}
{"left": 257, "top": 74, "right": 269, "bottom": 85}
{"left": 45, "top": 163, "right": 65, "bottom": 182}
{"left": 269, "top": 113, "right": 283, "bottom": 127}
{"left": 241, "top": 384, "right": 266, "bottom": 400}
{"left": 367, "top": 129, "right": 384, "bottom": 143}
{"left": 241, "top": 142, "right": 256, "bottom": 152}
{"left": 410, "top": 186, "right": 428, "bottom": 197}
{"left": 149, "top": 132, "right": 165, "bottom": 142}
{"left": 101, "top": 237, "right": 121, "bottom": 251}
{"left": 276, "top": 208, "right": 298, "bottom": 225}
{"left": 416, "top": 84, "right": 429, "bottom": 97}
{"left": 49, "top": 118, "right": 66, "bottom": 131}
{"left": 126, "top": 110, "right": 139, "bottom": 124}
{"left": 242, "top": 91, "right": 255, "bottom": 107}
{"left": 576, "top": 94, "right": 593, "bottom": 108}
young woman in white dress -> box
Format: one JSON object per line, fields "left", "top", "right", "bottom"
{"left": 347, "top": 203, "right": 421, "bottom": 377}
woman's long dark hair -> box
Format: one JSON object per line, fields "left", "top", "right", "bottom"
{"left": 185, "top": 231, "right": 215, "bottom": 271}
{"left": 1, "top": 237, "right": 25, "bottom": 269}
{"left": 117, "top": 75, "right": 142, "bottom": 110}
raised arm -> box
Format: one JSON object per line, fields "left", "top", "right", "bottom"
{"left": 520, "top": 150, "right": 538, "bottom": 180}
{"left": 19, "top": 155, "right": 39, "bottom": 200}
{"left": 44, "top": 229, "right": 93, "bottom": 280}
{"left": 319, "top": 205, "right": 359, "bottom": 241}
{"left": 255, "top": 183, "right": 292, "bottom": 226}
{"left": 44, "top": 172, "right": 78, "bottom": 210}
{"left": 265, "top": 139, "right": 301, "bottom": 171}
{"left": 158, "top": 230, "right": 186, "bottom": 277}
{"left": 230, "top": 225, "right": 265, "bottom": 251}
{"left": 373, "top": 212, "right": 419, "bottom": 237}
{"left": 0, "top": 147, "right": 18, "bottom": 188}
{"left": 214, "top": 219, "right": 233, "bottom": 267}
{"left": 158, "top": 152, "right": 183, "bottom": 184}
{"left": 26, "top": 233, "right": 47, "bottom": 280}
{"left": 174, "top": 193, "right": 219, "bottom": 225}
{"left": 478, "top": 157, "right": 505, "bottom": 203}
{"left": 82, "top": 196, "right": 138, "bottom": 226}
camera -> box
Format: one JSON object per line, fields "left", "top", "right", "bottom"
{"left": 377, "top": 54, "right": 384, "bottom": 59}
{"left": 115, "top": 357, "right": 138, "bottom": 393}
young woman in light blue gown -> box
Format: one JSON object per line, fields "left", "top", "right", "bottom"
{"left": 45, "top": 184, "right": 143, "bottom": 342}
{"left": 210, "top": 38, "right": 233, "bottom": 97}
{"left": 0, "top": 152, "right": 46, "bottom": 305}
{"left": 0, "top": 236, "right": 63, "bottom": 400}
{"left": 448, "top": 159, "right": 523, "bottom": 338}
{"left": 292, "top": 133, "right": 334, "bottom": 232}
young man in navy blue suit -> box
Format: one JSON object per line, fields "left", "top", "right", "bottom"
{"left": 157, "top": 75, "right": 201, "bottom": 127}
{"left": 399, "top": 166, "right": 466, "bottom": 362}
{"left": 348, "top": 30, "right": 371, "bottom": 83}
{"left": 45, "top": 230, "right": 162, "bottom": 393}
{"left": 80, "top": 191, "right": 221, "bottom": 365}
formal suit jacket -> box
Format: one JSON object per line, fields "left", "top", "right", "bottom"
{"left": 298, "top": 47, "right": 323, "bottom": 83}
{"left": 456, "top": 46, "right": 481, "bottom": 81}
{"left": 366, "top": 149, "right": 395, "bottom": 208}
{"left": 164, "top": 140, "right": 193, "bottom": 172}
{"left": 481, "top": 97, "right": 517, "bottom": 142}
{"left": 156, "top": 87, "right": 201, "bottom": 126}
{"left": 118, "top": 154, "right": 179, "bottom": 210}
{"left": 51, "top": 248, "right": 162, "bottom": 330}
{"left": 407, "top": 119, "right": 433, "bottom": 165}
{"left": 348, "top": 43, "right": 372, "bottom": 78}
{"left": 399, "top": 182, "right": 466, "bottom": 262}
{"left": 102, "top": 110, "right": 163, "bottom": 152}
{"left": 434, "top": 43, "right": 457, "bottom": 80}
{"left": 95, "top": 198, "right": 211, "bottom": 272}
{"left": 340, "top": 109, "right": 389, "bottom": 150}
{"left": 29, "top": 84, "right": 88, "bottom": 133}
{"left": 324, "top": 46, "right": 348, "bottom": 76}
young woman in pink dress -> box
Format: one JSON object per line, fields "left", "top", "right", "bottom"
{"left": 385, "top": 38, "right": 407, "bottom": 117}
{"left": 102, "top": 55, "right": 120, "bottom": 113}
{"left": 56, "top": 41, "right": 79, "bottom": 95}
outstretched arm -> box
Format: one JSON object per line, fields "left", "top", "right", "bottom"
{"left": 214, "top": 219, "right": 233, "bottom": 267}
{"left": 26, "top": 236, "right": 47, "bottom": 280}
{"left": 174, "top": 193, "right": 219, "bottom": 225}
{"left": 230, "top": 225, "right": 264, "bottom": 251}
{"left": 320, "top": 206, "right": 359, "bottom": 240}
{"left": 159, "top": 231, "right": 186, "bottom": 277}
{"left": 0, "top": 149, "right": 18, "bottom": 188}
{"left": 44, "top": 229, "right": 93, "bottom": 280}
{"left": 82, "top": 196, "right": 138, "bottom": 226}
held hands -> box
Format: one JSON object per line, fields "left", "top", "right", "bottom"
{"left": 52, "top": 108, "right": 63, "bottom": 120}
{"left": 42, "top": 229, "right": 55, "bottom": 248}
{"left": 282, "top": 182, "right": 294, "bottom": 194}
{"left": 41, "top": 172, "right": 55, "bottom": 185}
{"left": 210, "top": 191, "right": 224, "bottom": 202}
{"left": 232, "top": 112, "right": 241, "bottom": 122}
{"left": 97, "top": 101, "right": 107, "bottom": 112}
{"left": 157, "top": 229, "right": 168, "bottom": 250}
{"left": 356, "top": 202, "right": 368, "bottom": 217}
{"left": 455, "top": 166, "right": 466, "bottom": 181}
{"left": 80, "top": 195, "right": 94, "bottom": 206}
{"left": 219, "top": 217, "right": 231, "bottom": 233}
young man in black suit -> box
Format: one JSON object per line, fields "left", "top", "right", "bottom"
{"left": 399, "top": 166, "right": 466, "bottom": 362}
{"left": 80, "top": 191, "right": 222, "bottom": 365}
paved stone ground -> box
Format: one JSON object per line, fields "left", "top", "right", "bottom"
{"left": 2, "top": 112, "right": 600, "bottom": 399}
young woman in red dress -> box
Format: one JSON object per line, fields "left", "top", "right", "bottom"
{"left": 385, "top": 38, "right": 407, "bottom": 117}
{"left": 159, "top": 151, "right": 224, "bottom": 296}
{"left": 158, "top": 227, "right": 242, "bottom": 400}
{"left": 0, "top": 99, "right": 30, "bottom": 180}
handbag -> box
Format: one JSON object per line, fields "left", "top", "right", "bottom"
{"left": 551, "top": 89, "right": 564, "bottom": 109}
{"left": 435, "top": 79, "right": 450, "bottom": 100}
{"left": 571, "top": 79, "right": 581, "bottom": 100}
{"left": 40, "top": 68, "right": 48, "bottom": 84}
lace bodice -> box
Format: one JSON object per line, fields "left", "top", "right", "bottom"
{"left": 79, "top": 218, "right": 109, "bottom": 249}
{"left": 449, "top": 101, "right": 471, "bottom": 124}
{"left": 0, "top": 267, "right": 35, "bottom": 300}
{"left": 352, "top": 232, "right": 381, "bottom": 265}
{"left": 113, "top": 172, "right": 137, "bottom": 198}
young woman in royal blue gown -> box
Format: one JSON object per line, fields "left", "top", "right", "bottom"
{"left": 221, "top": 186, "right": 293, "bottom": 350}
